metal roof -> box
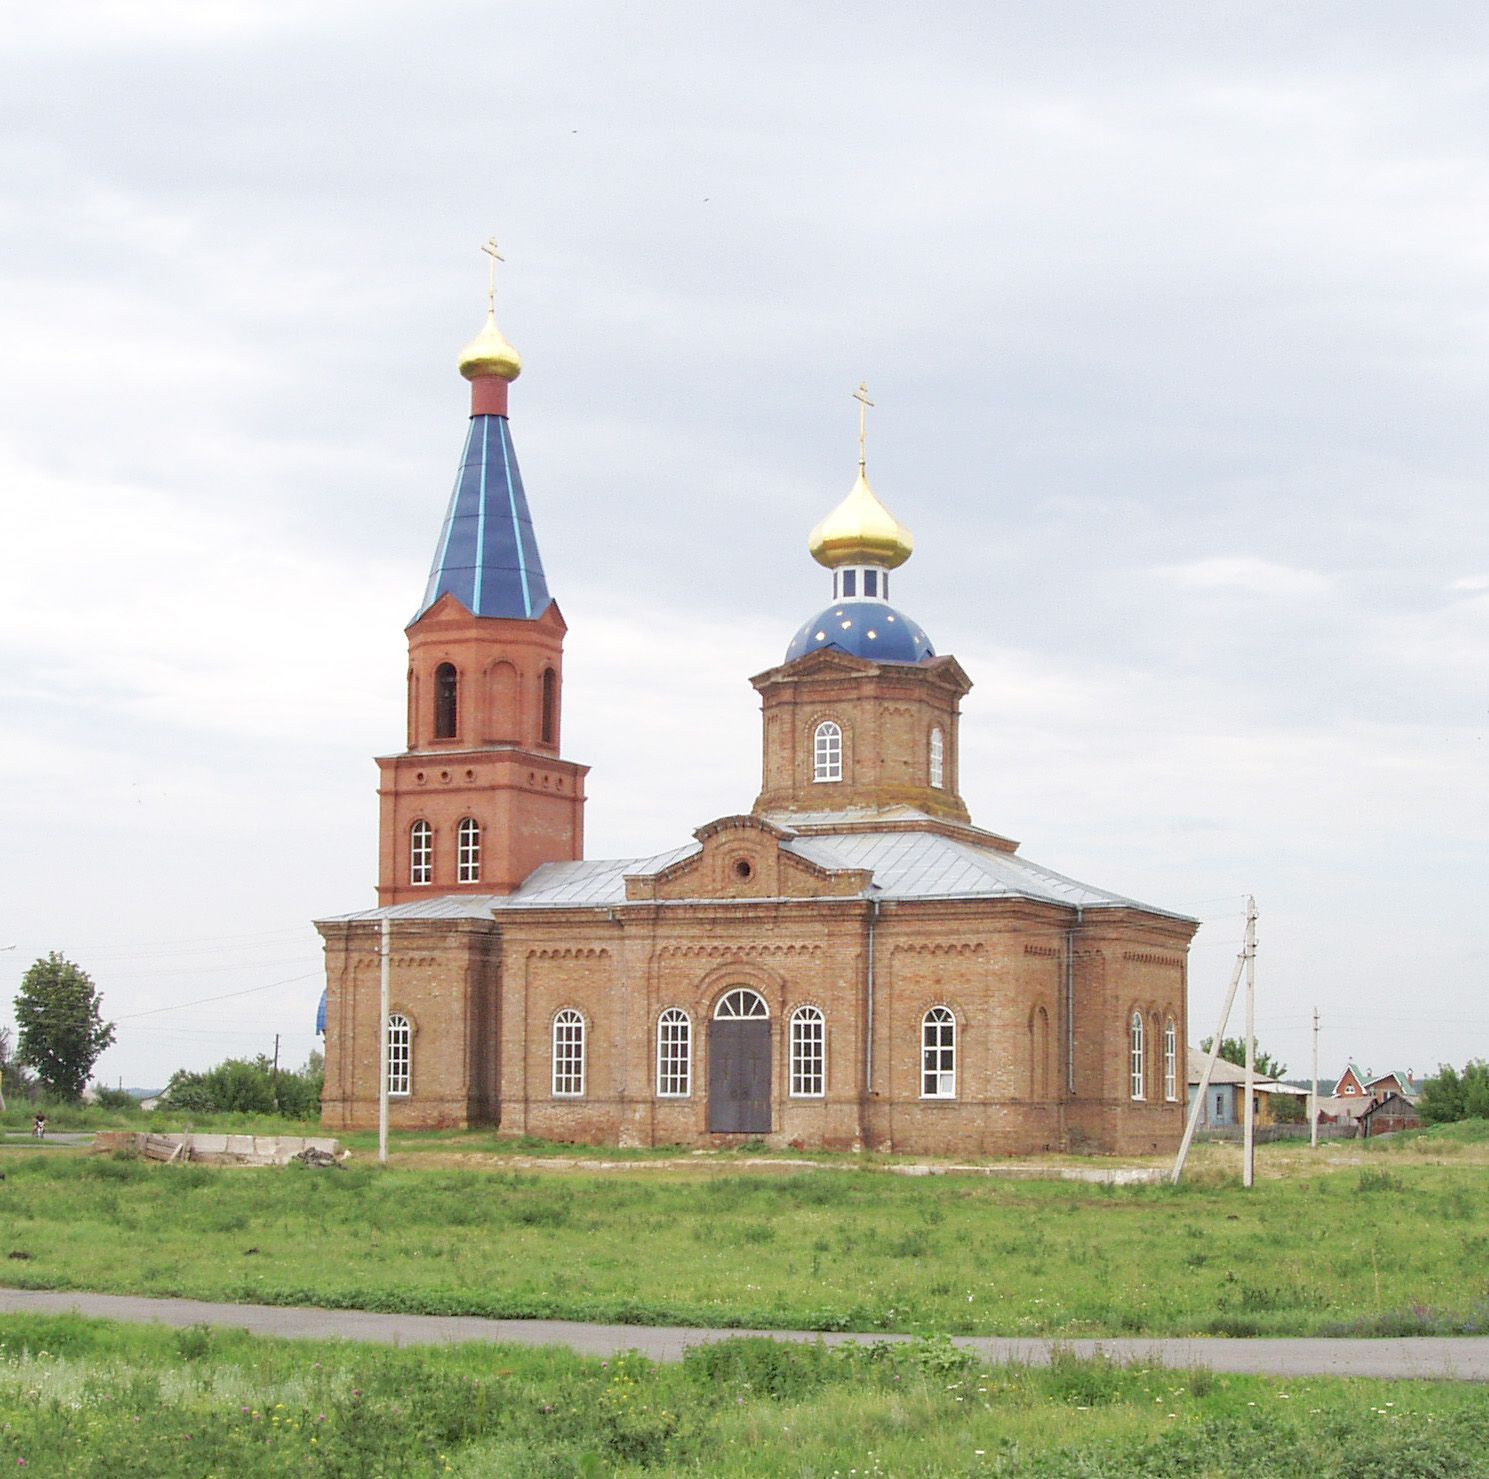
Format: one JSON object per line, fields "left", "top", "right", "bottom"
{"left": 782, "top": 830, "right": 1181, "bottom": 913}
{"left": 321, "top": 823, "right": 1188, "bottom": 924}
{"left": 413, "top": 413, "right": 552, "bottom": 623}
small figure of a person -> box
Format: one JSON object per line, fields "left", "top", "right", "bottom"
{"left": 32, "top": 1114, "right": 46, "bottom": 1139}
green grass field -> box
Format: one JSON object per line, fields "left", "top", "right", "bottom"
{"left": 2, "top": 1124, "right": 1488, "bottom": 1339}
{"left": 1, "top": 1313, "right": 1486, "bottom": 1477}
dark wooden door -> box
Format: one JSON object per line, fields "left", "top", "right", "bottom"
{"left": 709, "top": 1019, "right": 771, "bottom": 1133}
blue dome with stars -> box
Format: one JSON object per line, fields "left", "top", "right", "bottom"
{"left": 785, "top": 600, "right": 935, "bottom": 664}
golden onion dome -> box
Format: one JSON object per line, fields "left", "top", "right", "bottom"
{"left": 458, "top": 311, "right": 523, "bottom": 382}
{"left": 808, "top": 467, "right": 914, "bottom": 570}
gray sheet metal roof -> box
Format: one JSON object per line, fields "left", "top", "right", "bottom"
{"left": 322, "top": 821, "right": 1188, "bottom": 923}
{"left": 783, "top": 830, "right": 1185, "bottom": 915}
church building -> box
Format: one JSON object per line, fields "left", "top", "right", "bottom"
{"left": 317, "top": 272, "right": 1196, "bottom": 1156}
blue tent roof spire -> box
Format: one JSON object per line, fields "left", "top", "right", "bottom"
{"left": 412, "top": 304, "right": 553, "bottom": 623}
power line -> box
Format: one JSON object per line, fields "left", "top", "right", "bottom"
{"left": 113, "top": 971, "right": 322, "bottom": 1022}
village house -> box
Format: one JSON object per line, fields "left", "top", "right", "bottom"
{"left": 1185, "top": 1050, "right": 1308, "bottom": 1131}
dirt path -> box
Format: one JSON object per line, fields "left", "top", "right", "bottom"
{"left": 3, "top": 1287, "right": 1485, "bottom": 1381}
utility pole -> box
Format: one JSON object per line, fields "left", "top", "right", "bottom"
{"left": 1172, "top": 897, "right": 1252, "bottom": 1185}
{"left": 271, "top": 1034, "right": 280, "bottom": 1107}
{"left": 1242, "top": 895, "right": 1257, "bottom": 1189}
{"left": 1310, "top": 1007, "right": 1320, "bottom": 1150}
{"left": 378, "top": 916, "right": 390, "bottom": 1165}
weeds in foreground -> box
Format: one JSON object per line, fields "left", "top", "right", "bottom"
{"left": 0, "top": 1315, "right": 1487, "bottom": 1478}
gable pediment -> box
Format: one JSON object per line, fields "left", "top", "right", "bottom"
{"left": 624, "top": 814, "right": 871, "bottom": 902}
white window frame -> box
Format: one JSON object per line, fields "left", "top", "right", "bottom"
{"left": 921, "top": 1006, "right": 956, "bottom": 1098}
{"left": 656, "top": 1008, "right": 691, "bottom": 1098}
{"left": 929, "top": 726, "right": 945, "bottom": 789}
{"left": 552, "top": 1009, "right": 585, "bottom": 1097}
{"left": 1163, "top": 1018, "right": 1177, "bottom": 1102}
{"left": 813, "top": 721, "right": 843, "bottom": 783}
{"left": 386, "top": 1013, "right": 411, "bottom": 1098}
{"left": 790, "top": 1006, "right": 826, "bottom": 1098}
{"left": 714, "top": 988, "right": 769, "bottom": 1020}
{"left": 1130, "top": 1011, "right": 1146, "bottom": 1101}
{"left": 457, "top": 817, "right": 481, "bottom": 884}
{"left": 410, "top": 820, "right": 433, "bottom": 886}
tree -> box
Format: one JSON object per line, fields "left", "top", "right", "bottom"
{"left": 14, "top": 953, "right": 115, "bottom": 1102}
{"left": 160, "top": 1052, "right": 322, "bottom": 1120}
{"left": 1200, "top": 1035, "right": 1287, "bottom": 1080}
{"left": 1418, "top": 1061, "right": 1489, "bottom": 1125}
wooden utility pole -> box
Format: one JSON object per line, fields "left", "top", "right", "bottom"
{"left": 1310, "top": 1007, "right": 1320, "bottom": 1150}
{"left": 1242, "top": 895, "right": 1257, "bottom": 1188}
{"left": 271, "top": 1034, "right": 280, "bottom": 1103}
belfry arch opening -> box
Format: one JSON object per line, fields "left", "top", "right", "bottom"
{"left": 540, "top": 668, "right": 557, "bottom": 746}
{"left": 434, "top": 663, "right": 458, "bottom": 739}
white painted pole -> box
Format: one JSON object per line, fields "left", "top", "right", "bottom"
{"left": 1171, "top": 933, "right": 1248, "bottom": 1185}
{"left": 1310, "top": 1006, "right": 1320, "bottom": 1150}
{"left": 378, "top": 916, "right": 390, "bottom": 1166}
{"left": 1242, "top": 896, "right": 1256, "bottom": 1189}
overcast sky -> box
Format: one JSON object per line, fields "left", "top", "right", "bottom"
{"left": 2, "top": 2, "right": 1485, "bottom": 1093}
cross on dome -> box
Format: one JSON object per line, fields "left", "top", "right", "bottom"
{"left": 459, "top": 236, "right": 522, "bottom": 383}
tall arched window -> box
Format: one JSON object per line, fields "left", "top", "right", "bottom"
{"left": 552, "top": 1009, "right": 585, "bottom": 1097}
{"left": 386, "top": 1013, "right": 411, "bottom": 1097}
{"left": 457, "top": 818, "right": 481, "bottom": 884}
{"left": 922, "top": 1007, "right": 956, "bottom": 1098}
{"left": 1130, "top": 1012, "right": 1146, "bottom": 1100}
{"left": 434, "top": 663, "right": 458, "bottom": 739}
{"left": 410, "top": 820, "right": 433, "bottom": 886}
{"left": 790, "top": 1006, "right": 826, "bottom": 1097}
{"left": 929, "top": 726, "right": 945, "bottom": 788}
{"left": 540, "top": 668, "right": 557, "bottom": 746}
{"left": 656, "top": 1008, "right": 691, "bottom": 1097}
{"left": 813, "top": 721, "right": 842, "bottom": 783}
{"left": 1163, "top": 1018, "right": 1178, "bottom": 1102}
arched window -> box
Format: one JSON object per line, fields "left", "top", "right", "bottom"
{"left": 386, "top": 1013, "right": 411, "bottom": 1097}
{"left": 790, "top": 1006, "right": 826, "bottom": 1097}
{"left": 552, "top": 1009, "right": 585, "bottom": 1097}
{"left": 457, "top": 818, "right": 481, "bottom": 884}
{"left": 656, "top": 1008, "right": 691, "bottom": 1097}
{"left": 410, "top": 820, "right": 433, "bottom": 886}
{"left": 434, "top": 663, "right": 458, "bottom": 739}
{"left": 714, "top": 988, "right": 769, "bottom": 1019}
{"left": 1130, "top": 1012, "right": 1146, "bottom": 1100}
{"left": 922, "top": 1007, "right": 956, "bottom": 1098}
{"left": 813, "top": 721, "right": 842, "bottom": 783}
{"left": 929, "top": 727, "right": 945, "bottom": 788}
{"left": 540, "top": 668, "right": 557, "bottom": 746}
{"left": 1030, "top": 1006, "right": 1050, "bottom": 1099}
{"left": 1163, "top": 1018, "right": 1178, "bottom": 1102}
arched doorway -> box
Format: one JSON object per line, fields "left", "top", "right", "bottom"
{"left": 708, "top": 989, "right": 771, "bottom": 1133}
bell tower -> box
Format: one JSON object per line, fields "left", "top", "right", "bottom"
{"left": 376, "top": 245, "right": 587, "bottom": 903}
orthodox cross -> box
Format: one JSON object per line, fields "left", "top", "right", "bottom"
{"left": 481, "top": 237, "right": 505, "bottom": 313}
{"left": 852, "top": 381, "right": 874, "bottom": 469}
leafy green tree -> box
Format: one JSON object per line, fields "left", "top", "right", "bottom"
{"left": 1418, "top": 1061, "right": 1489, "bottom": 1124}
{"left": 160, "top": 1053, "right": 322, "bottom": 1119}
{"left": 91, "top": 1084, "right": 140, "bottom": 1113}
{"left": 1200, "top": 1035, "right": 1287, "bottom": 1080}
{"left": 14, "top": 953, "right": 116, "bottom": 1102}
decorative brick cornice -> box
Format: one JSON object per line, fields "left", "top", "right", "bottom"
{"left": 656, "top": 942, "right": 823, "bottom": 961}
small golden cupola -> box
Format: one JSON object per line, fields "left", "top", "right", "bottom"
{"left": 808, "top": 402, "right": 914, "bottom": 573}
{"left": 786, "top": 384, "right": 934, "bottom": 665}
{"left": 457, "top": 238, "right": 523, "bottom": 416}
